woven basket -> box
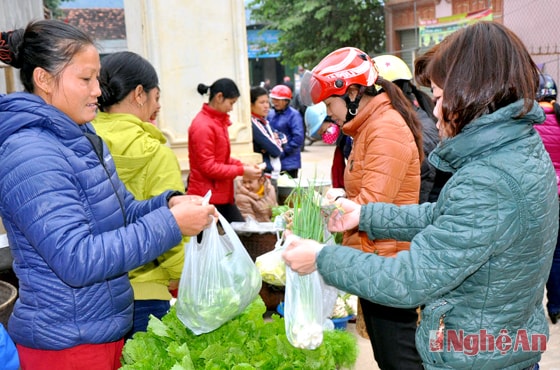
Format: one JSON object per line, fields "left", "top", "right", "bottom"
{"left": 259, "top": 283, "right": 285, "bottom": 311}
{"left": 0, "top": 280, "right": 17, "bottom": 328}
{"left": 235, "top": 232, "right": 283, "bottom": 309}
{"left": 237, "top": 232, "right": 278, "bottom": 262}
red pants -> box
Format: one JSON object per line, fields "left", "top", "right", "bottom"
{"left": 17, "top": 339, "right": 124, "bottom": 370}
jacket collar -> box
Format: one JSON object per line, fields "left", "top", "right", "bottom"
{"left": 430, "top": 100, "right": 545, "bottom": 173}
{"left": 202, "top": 103, "right": 231, "bottom": 126}
{"left": 94, "top": 111, "right": 167, "bottom": 144}
{"left": 342, "top": 93, "right": 391, "bottom": 137}
{"left": 0, "top": 92, "right": 91, "bottom": 147}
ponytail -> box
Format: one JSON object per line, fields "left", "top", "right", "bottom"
{"left": 0, "top": 30, "right": 23, "bottom": 68}
{"left": 372, "top": 77, "right": 424, "bottom": 163}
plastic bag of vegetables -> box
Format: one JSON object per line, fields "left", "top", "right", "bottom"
{"left": 255, "top": 237, "right": 286, "bottom": 286}
{"left": 176, "top": 212, "right": 262, "bottom": 335}
{"left": 282, "top": 181, "right": 339, "bottom": 350}
{"left": 283, "top": 233, "right": 339, "bottom": 349}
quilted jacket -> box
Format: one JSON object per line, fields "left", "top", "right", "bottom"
{"left": 0, "top": 93, "right": 183, "bottom": 350}
{"left": 187, "top": 103, "right": 244, "bottom": 204}
{"left": 534, "top": 102, "right": 560, "bottom": 194}
{"left": 318, "top": 100, "right": 558, "bottom": 369}
{"left": 92, "top": 111, "right": 187, "bottom": 301}
{"left": 267, "top": 105, "right": 304, "bottom": 172}
{"left": 417, "top": 107, "right": 440, "bottom": 203}
{"left": 342, "top": 93, "right": 421, "bottom": 256}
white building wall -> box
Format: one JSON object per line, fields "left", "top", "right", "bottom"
{"left": 123, "top": 0, "right": 260, "bottom": 175}
{"left": 0, "top": 0, "right": 44, "bottom": 93}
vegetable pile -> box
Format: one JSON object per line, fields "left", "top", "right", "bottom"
{"left": 331, "top": 293, "right": 357, "bottom": 319}
{"left": 120, "top": 297, "right": 358, "bottom": 370}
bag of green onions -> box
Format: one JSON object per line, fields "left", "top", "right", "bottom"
{"left": 283, "top": 181, "right": 339, "bottom": 349}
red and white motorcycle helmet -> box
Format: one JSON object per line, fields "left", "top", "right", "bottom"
{"left": 299, "top": 47, "right": 378, "bottom": 106}
{"left": 269, "top": 84, "right": 293, "bottom": 100}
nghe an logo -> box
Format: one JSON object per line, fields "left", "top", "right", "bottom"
{"left": 429, "top": 329, "right": 547, "bottom": 356}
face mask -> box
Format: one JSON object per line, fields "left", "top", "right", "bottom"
{"left": 322, "top": 123, "right": 340, "bottom": 144}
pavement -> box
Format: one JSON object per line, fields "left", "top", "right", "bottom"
{"left": 298, "top": 141, "right": 560, "bottom": 369}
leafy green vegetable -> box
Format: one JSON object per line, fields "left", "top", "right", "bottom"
{"left": 120, "top": 297, "right": 358, "bottom": 370}
{"left": 271, "top": 205, "right": 290, "bottom": 219}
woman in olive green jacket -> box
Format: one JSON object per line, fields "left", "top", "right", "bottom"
{"left": 286, "top": 22, "right": 557, "bottom": 370}
{"left": 93, "top": 51, "right": 187, "bottom": 337}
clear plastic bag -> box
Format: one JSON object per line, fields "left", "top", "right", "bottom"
{"left": 255, "top": 237, "right": 286, "bottom": 286}
{"left": 283, "top": 234, "right": 338, "bottom": 349}
{"left": 176, "top": 212, "right": 262, "bottom": 335}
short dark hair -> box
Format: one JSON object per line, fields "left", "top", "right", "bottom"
{"left": 250, "top": 86, "right": 268, "bottom": 104}
{"left": 97, "top": 51, "right": 159, "bottom": 111}
{"left": 425, "top": 21, "right": 539, "bottom": 136}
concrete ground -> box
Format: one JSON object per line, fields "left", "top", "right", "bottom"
{"left": 299, "top": 141, "right": 560, "bottom": 369}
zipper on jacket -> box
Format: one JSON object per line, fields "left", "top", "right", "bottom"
{"left": 84, "top": 132, "right": 127, "bottom": 226}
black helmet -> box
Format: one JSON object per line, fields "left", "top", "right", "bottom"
{"left": 537, "top": 73, "right": 557, "bottom": 101}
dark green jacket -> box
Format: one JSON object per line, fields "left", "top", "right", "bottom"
{"left": 318, "top": 100, "right": 558, "bottom": 369}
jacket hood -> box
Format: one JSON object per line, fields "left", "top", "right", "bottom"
{"left": 430, "top": 100, "right": 545, "bottom": 173}
{"left": 92, "top": 111, "right": 166, "bottom": 183}
{"left": 0, "top": 92, "right": 89, "bottom": 146}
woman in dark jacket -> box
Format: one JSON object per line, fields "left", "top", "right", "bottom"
{"left": 250, "top": 86, "right": 283, "bottom": 196}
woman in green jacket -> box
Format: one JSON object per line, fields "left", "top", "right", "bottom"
{"left": 93, "top": 51, "right": 188, "bottom": 337}
{"left": 286, "top": 21, "right": 556, "bottom": 370}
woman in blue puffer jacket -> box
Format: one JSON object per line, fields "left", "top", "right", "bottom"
{"left": 0, "top": 21, "right": 216, "bottom": 370}
{"left": 285, "top": 21, "right": 557, "bottom": 370}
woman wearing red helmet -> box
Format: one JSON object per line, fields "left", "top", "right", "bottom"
{"left": 285, "top": 22, "right": 553, "bottom": 370}
{"left": 268, "top": 84, "right": 305, "bottom": 179}
{"left": 300, "top": 46, "right": 425, "bottom": 369}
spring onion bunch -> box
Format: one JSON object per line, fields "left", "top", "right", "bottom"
{"left": 283, "top": 180, "right": 335, "bottom": 349}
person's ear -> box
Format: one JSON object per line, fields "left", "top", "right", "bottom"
{"left": 33, "top": 67, "right": 54, "bottom": 95}
{"left": 133, "top": 84, "right": 144, "bottom": 106}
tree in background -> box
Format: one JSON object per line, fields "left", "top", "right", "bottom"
{"left": 247, "top": 0, "right": 385, "bottom": 69}
{"left": 44, "top": 0, "right": 72, "bottom": 18}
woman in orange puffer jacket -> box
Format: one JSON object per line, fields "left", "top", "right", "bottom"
{"left": 299, "top": 47, "right": 424, "bottom": 370}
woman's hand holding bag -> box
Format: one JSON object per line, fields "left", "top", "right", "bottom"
{"left": 176, "top": 212, "right": 262, "bottom": 335}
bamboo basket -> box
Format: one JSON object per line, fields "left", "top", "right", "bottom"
{"left": 0, "top": 280, "right": 17, "bottom": 328}
{"left": 235, "top": 231, "right": 284, "bottom": 310}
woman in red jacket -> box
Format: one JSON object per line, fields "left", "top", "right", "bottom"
{"left": 534, "top": 73, "right": 560, "bottom": 325}
{"left": 187, "top": 78, "right": 262, "bottom": 222}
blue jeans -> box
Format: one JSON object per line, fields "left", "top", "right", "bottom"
{"left": 546, "top": 202, "right": 560, "bottom": 314}
{"left": 126, "top": 299, "right": 170, "bottom": 339}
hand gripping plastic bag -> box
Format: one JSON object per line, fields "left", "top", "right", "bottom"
{"left": 176, "top": 212, "right": 262, "bottom": 335}
{"left": 283, "top": 233, "right": 338, "bottom": 349}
